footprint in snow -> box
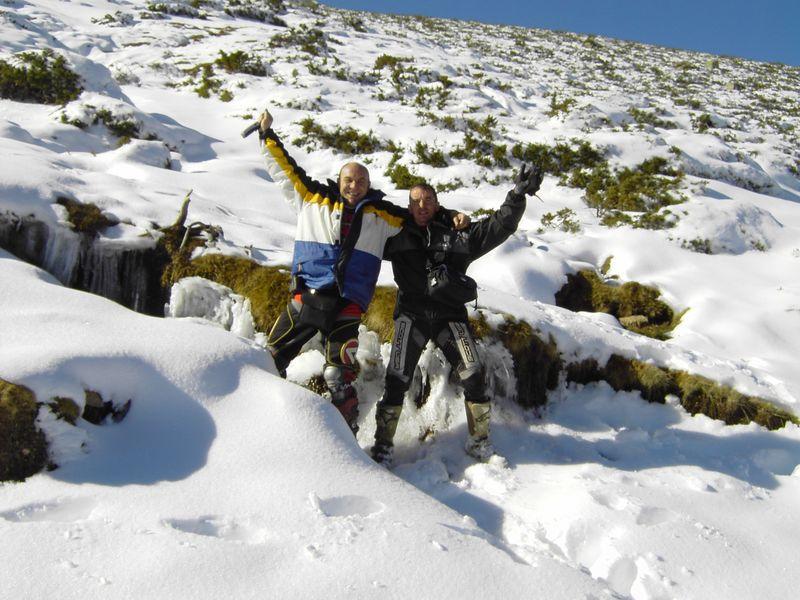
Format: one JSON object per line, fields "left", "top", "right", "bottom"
{"left": 309, "top": 493, "right": 385, "bottom": 518}
{"left": 162, "top": 515, "right": 271, "bottom": 544}
{"left": 0, "top": 497, "right": 97, "bottom": 523}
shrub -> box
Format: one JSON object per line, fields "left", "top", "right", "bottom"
{"left": 511, "top": 139, "right": 604, "bottom": 176}
{"left": 224, "top": 0, "right": 287, "bottom": 25}
{"left": 146, "top": 2, "right": 206, "bottom": 19}
{"left": 629, "top": 107, "right": 678, "bottom": 130}
{"left": 342, "top": 13, "right": 367, "bottom": 32}
{"left": 693, "top": 113, "right": 715, "bottom": 133}
{"left": 363, "top": 286, "right": 397, "bottom": 343}
{"left": 269, "top": 24, "right": 330, "bottom": 55}
{"left": 0, "top": 49, "right": 82, "bottom": 104}
{"left": 546, "top": 91, "right": 576, "bottom": 117}
{"left": 413, "top": 141, "right": 447, "bottom": 167}
{"left": 214, "top": 50, "right": 267, "bottom": 76}
{"left": 539, "top": 208, "right": 581, "bottom": 233}
{"left": 294, "top": 117, "right": 385, "bottom": 155}
{"left": 385, "top": 163, "right": 426, "bottom": 189}
{"left": 373, "top": 55, "right": 408, "bottom": 74}
{"left": 577, "top": 159, "right": 685, "bottom": 228}
{"left": 682, "top": 238, "right": 713, "bottom": 254}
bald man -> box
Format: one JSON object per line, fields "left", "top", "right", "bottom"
{"left": 258, "top": 111, "right": 465, "bottom": 435}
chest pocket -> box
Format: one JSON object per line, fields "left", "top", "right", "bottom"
{"left": 427, "top": 229, "right": 470, "bottom": 264}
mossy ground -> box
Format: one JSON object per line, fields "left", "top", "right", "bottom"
{"left": 0, "top": 379, "right": 48, "bottom": 482}
{"left": 565, "top": 355, "right": 797, "bottom": 430}
{"left": 555, "top": 269, "right": 682, "bottom": 340}
{"left": 56, "top": 197, "right": 117, "bottom": 237}
{"left": 166, "top": 253, "right": 292, "bottom": 333}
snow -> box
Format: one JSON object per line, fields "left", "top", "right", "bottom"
{"left": 2, "top": 1, "right": 800, "bottom": 599}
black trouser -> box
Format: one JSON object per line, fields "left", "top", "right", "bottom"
{"left": 267, "top": 297, "right": 360, "bottom": 378}
{"left": 382, "top": 312, "right": 487, "bottom": 407}
{"left": 267, "top": 296, "right": 362, "bottom": 433}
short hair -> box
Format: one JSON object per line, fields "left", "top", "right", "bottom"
{"left": 408, "top": 183, "right": 438, "bottom": 202}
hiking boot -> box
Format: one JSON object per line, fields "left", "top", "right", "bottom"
{"left": 370, "top": 442, "right": 394, "bottom": 468}
{"left": 371, "top": 403, "right": 403, "bottom": 467}
{"left": 465, "top": 435, "right": 496, "bottom": 461}
{"left": 464, "top": 400, "right": 493, "bottom": 460}
{"left": 330, "top": 385, "right": 359, "bottom": 436}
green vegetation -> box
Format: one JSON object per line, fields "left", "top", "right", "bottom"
{"left": 224, "top": 0, "right": 287, "bottom": 25}
{"left": 511, "top": 139, "right": 605, "bottom": 177}
{"left": 682, "top": 237, "right": 713, "bottom": 254}
{"left": 413, "top": 141, "right": 447, "bottom": 167}
{"left": 538, "top": 208, "right": 581, "bottom": 234}
{"left": 692, "top": 113, "right": 715, "bottom": 133}
{"left": 555, "top": 269, "right": 683, "bottom": 340}
{"left": 385, "top": 162, "right": 426, "bottom": 189}
{"left": 0, "top": 379, "right": 49, "bottom": 482}
{"left": 450, "top": 115, "right": 510, "bottom": 168}
{"left": 56, "top": 197, "right": 117, "bottom": 237}
{"left": 269, "top": 24, "right": 330, "bottom": 55}
{"left": 546, "top": 91, "right": 576, "bottom": 118}
{"left": 373, "top": 54, "right": 410, "bottom": 71}
{"left": 145, "top": 2, "right": 206, "bottom": 18}
{"left": 214, "top": 50, "right": 267, "bottom": 76}
{"left": 574, "top": 157, "right": 685, "bottom": 229}
{"left": 165, "top": 254, "right": 291, "bottom": 333}
{"left": 0, "top": 49, "right": 82, "bottom": 105}
{"left": 341, "top": 13, "right": 367, "bottom": 32}
{"left": 293, "top": 117, "right": 385, "bottom": 155}
{"left": 629, "top": 107, "right": 678, "bottom": 130}
{"left": 61, "top": 106, "right": 147, "bottom": 144}
{"left": 567, "top": 355, "right": 797, "bottom": 430}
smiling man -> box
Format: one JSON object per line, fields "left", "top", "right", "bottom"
{"left": 373, "top": 166, "right": 543, "bottom": 464}
{"left": 257, "top": 111, "right": 467, "bottom": 435}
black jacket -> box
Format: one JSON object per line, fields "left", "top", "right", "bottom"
{"left": 384, "top": 189, "right": 526, "bottom": 321}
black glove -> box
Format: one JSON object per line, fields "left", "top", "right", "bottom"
{"left": 513, "top": 163, "right": 544, "bottom": 196}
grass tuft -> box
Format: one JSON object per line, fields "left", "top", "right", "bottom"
{"left": 0, "top": 379, "right": 49, "bottom": 482}
{"left": 56, "top": 197, "right": 117, "bottom": 237}
{"left": 555, "top": 269, "right": 680, "bottom": 339}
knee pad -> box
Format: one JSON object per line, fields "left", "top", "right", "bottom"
{"left": 323, "top": 364, "right": 353, "bottom": 392}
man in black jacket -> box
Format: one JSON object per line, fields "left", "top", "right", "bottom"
{"left": 372, "top": 164, "right": 543, "bottom": 464}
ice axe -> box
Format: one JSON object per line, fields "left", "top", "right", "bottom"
{"left": 241, "top": 121, "right": 260, "bottom": 138}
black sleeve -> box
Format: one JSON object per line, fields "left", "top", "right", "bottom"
{"left": 466, "top": 190, "right": 526, "bottom": 260}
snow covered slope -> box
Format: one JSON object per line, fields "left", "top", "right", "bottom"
{"left": 2, "top": 1, "right": 800, "bottom": 598}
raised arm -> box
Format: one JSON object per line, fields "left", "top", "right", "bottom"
{"left": 467, "top": 164, "right": 542, "bottom": 259}
{"left": 258, "top": 110, "right": 332, "bottom": 212}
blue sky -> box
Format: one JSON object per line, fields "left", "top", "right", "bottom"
{"left": 320, "top": 1, "right": 800, "bottom": 66}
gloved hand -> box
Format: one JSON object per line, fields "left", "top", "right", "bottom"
{"left": 452, "top": 212, "right": 471, "bottom": 230}
{"left": 513, "top": 163, "right": 544, "bottom": 196}
{"left": 258, "top": 110, "right": 274, "bottom": 137}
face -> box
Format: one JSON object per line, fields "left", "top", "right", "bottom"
{"left": 408, "top": 186, "right": 439, "bottom": 227}
{"left": 338, "top": 163, "right": 370, "bottom": 205}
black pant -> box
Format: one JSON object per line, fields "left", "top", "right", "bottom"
{"left": 382, "top": 312, "right": 487, "bottom": 407}
{"left": 267, "top": 297, "right": 360, "bottom": 379}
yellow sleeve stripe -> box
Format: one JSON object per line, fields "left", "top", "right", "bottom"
{"left": 363, "top": 205, "right": 405, "bottom": 228}
{"left": 265, "top": 137, "right": 338, "bottom": 209}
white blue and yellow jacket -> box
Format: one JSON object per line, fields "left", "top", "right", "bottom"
{"left": 261, "top": 129, "right": 406, "bottom": 310}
